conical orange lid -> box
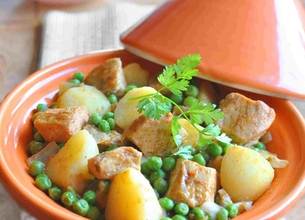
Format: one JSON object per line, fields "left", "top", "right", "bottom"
{"left": 121, "top": 0, "right": 305, "bottom": 99}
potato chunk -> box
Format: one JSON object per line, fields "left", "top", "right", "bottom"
{"left": 33, "top": 107, "right": 89, "bottom": 142}
{"left": 57, "top": 85, "right": 110, "bottom": 115}
{"left": 178, "top": 118, "right": 199, "bottom": 147}
{"left": 46, "top": 130, "right": 99, "bottom": 193}
{"left": 166, "top": 159, "right": 217, "bottom": 208}
{"left": 220, "top": 146, "right": 274, "bottom": 201}
{"left": 88, "top": 147, "right": 142, "bottom": 179}
{"left": 106, "top": 168, "right": 163, "bottom": 220}
{"left": 85, "top": 58, "right": 126, "bottom": 95}
{"left": 114, "top": 86, "right": 156, "bottom": 129}
{"left": 124, "top": 114, "right": 176, "bottom": 157}
{"left": 219, "top": 93, "right": 275, "bottom": 144}
{"left": 123, "top": 63, "right": 149, "bottom": 86}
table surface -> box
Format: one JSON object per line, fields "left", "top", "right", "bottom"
{"left": 0, "top": 0, "right": 305, "bottom": 219}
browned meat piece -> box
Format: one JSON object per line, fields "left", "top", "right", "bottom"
{"left": 33, "top": 107, "right": 89, "bottom": 142}
{"left": 198, "top": 80, "right": 218, "bottom": 103}
{"left": 88, "top": 147, "right": 142, "bottom": 179}
{"left": 83, "top": 124, "right": 123, "bottom": 148}
{"left": 124, "top": 113, "right": 176, "bottom": 157}
{"left": 208, "top": 156, "right": 223, "bottom": 172}
{"left": 96, "top": 180, "right": 110, "bottom": 209}
{"left": 219, "top": 93, "right": 276, "bottom": 144}
{"left": 85, "top": 58, "right": 126, "bottom": 96}
{"left": 27, "top": 142, "right": 60, "bottom": 165}
{"left": 166, "top": 159, "right": 217, "bottom": 208}
{"left": 260, "top": 131, "right": 272, "bottom": 144}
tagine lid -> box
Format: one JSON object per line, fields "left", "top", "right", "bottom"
{"left": 121, "top": 0, "right": 305, "bottom": 99}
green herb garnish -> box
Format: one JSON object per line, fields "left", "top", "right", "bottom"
{"left": 136, "top": 53, "right": 226, "bottom": 153}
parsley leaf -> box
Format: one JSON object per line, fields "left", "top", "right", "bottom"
{"left": 187, "top": 102, "right": 224, "bottom": 125}
{"left": 158, "top": 54, "right": 201, "bottom": 96}
{"left": 137, "top": 93, "right": 172, "bottom": 120}
{"left": 171, "top": 116, "right": 182, "bottom": 146}
{"left": 172, "top": 145, "right": 194, "bottom": 160}
{"left": 136, "top": 53, "right": 227, "bottom": 150}
{"left": 202, "top": 124, "right": 221, "bottom": 136}
{"left": 216, "top": 133, "right": 232, "bottom": 145}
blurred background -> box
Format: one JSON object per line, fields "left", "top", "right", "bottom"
{"left": 0, "top": 0, "right": 162, "bottom": 100}
{"left": 0, "top": 0, "right": 304, "bottom": 219}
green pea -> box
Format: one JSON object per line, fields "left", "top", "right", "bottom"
{"left": 106, "top": 118, "right": 115, "bottom": 130}
{"left": 33, "top": 132, "right": 44, "bottom": 142}
{"left": 141, "top": 162, "right": 151, "bottom": 176}
{"left": 69, "top": 78, "right": 81, "bottom": 85}
{"left": 207, "top": 143, "right": 223, "bottom": 157}
{"left": 161, "top": 217, "right": 172, "bottom": 220}
{"left": 29, "top": 141, "right": 44, "bottom": 155}
{"left": 98, "top": 119, "right": 111, "bottom": 133}
{"left": 193, "top": 153, "right": 206, "bottom": 166}
{"left": 183, "top": 96, "right": 198, "bottom": 107}
{"left": 73, "top": 72, "right": 84, "bottom": 82}
{"left": 83, "top": 190, "right": 96, "bottom": 205}
{"left": 159, "top": 197, "right": 175, "bottom": 211}
{"left": 191, "top": 207, "right": 206, "bottom": 220}
{"left": 220, "top": 143, "right": 231, "bottom": 154}
{"left": 150, "top": 170, "right": 166, "bottom": 183}
{"left": 125, "top": 84, "right": 137, "bottom": 93}
{"left": 108, "top": 94, "right": 118, "bottom": 104}
{"left": 61, "top": 191, "right": 77, "bottom": 207}
{"left": 174, "top": 202, "right": 189, "bottom": 216}
{"left": 103, "top": 111, "right": 114, "bottom": 119}
{"left": 36, "top": 103, "right": 48, "bottom": 112}
{"left": 226, "top": 203, "right": 239, "bottom": 218}
{"left": 216, "top": 208, "right": 229, "bottom": 220}
{"left": 254, "top": 142, "right": 266, "bottom": 150}
{"left": 89, "top": 112, "right": 102, "bottom": 125}
{"left": 35, "top": 173, "right": 52, "bottom": 191}
{"left": 66, "top": 186, "right": 78, "bottom": 195}
{"left": 170, "top": 93, "right": 184, "bottom": 105}
{"left": 29, "top": 160, "right": 45, "bottom": 176}
{"left": 146, "top": 156, "right": 163, "bottom": 171}
{"left": 162, "top": 157, "right": 176, "bottom": 172}
{"left": 72, "top": 199, "right": 90, "bottom": 216}
{"left": 185, "top": 85, "right": 199, "bottom": 97}
{"left": 172, "top": 214, "right": 187, "bottom": 220}
{"left": 153, "top": 178, "right": 168, "bottom": 195}
{"left": 86, "top": 206, "right": 101, "bottom": 220}
{"left": 48, "top": 186, "right": 62, "bottom": 201}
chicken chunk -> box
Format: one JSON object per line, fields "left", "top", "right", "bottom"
{"left": 219, "top": 93, "right": 275, "bottom": 144}
{"left": 84, "top": 124, "right": 123, "bottom": 148}
{"left": 166, "top": 159, "right": 217, "bottom": 208}
{"left": 33, "top": 107, "right": 89, "bottom": 142}
{"left": 124, "top": 113, "right": 176, "bottom": 157}
{"left": 88, "top": 147, "right": 142, "bottom": 179}
{"left": 85, "top": 58, "right": 126, "bottom": 96}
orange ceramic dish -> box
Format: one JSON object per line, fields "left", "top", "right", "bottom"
{"left": 121, "top": 0, "right": 305, "bottom": 100}
{"left": 0, "top": 49, "right": 305, "bottom": 220}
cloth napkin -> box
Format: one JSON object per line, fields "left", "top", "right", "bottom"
{"left": 39, "top": 2, "right": 155, "bottom": 67}
{"left": 0, "top": 2, "right": 155, "bottom": 219}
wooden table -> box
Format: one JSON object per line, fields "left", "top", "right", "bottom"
{"left": 0, "top": 0, "right": 304, "bottom": 219}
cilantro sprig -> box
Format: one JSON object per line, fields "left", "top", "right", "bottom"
{"left": 136, "top": 53, "right": 227, "bottom": 155}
